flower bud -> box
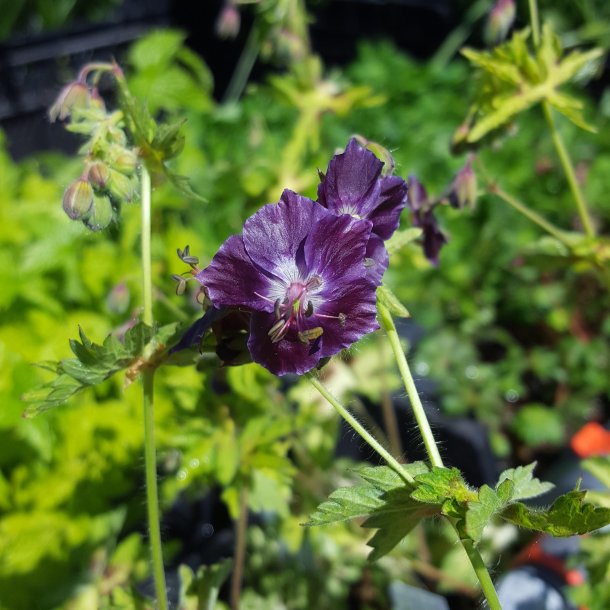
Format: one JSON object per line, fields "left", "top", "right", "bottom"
{"left": 106, "top": 282, "right": 130, "bottom": 314}
{"left": 108, "top": 169, "right": 137, "bottom": 203}
{"left": 84, "top": 194, "right": 114, "bottom": 232}
{"left": 87, "top": 161, "right": 111, "bottom": 191}
{"left": 484, "top": 0, "right": 516, "bottom": 47}
{"left": 216, "top": 2, "right": 241, "bottom": 39}
{"left": 49, "top": 82, "right": 90, "bottom": 122}
{"left": 449, "top": 156, "right": 477, "bottom": 210}
{"left": 63, "top": 179, "right": 94, "bottom": 220}
{"left": 110, "top": 149, "right": 138, "bottom": 175}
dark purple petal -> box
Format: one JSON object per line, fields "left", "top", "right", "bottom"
{"left": 248, "top": 311, "right": 322, "bottom": 376}
{"left": 196, "top": 235, "right": 275, "bottom": 312}
{"left": 242, "top": 190, "right": 327, "bottom": 282}
{"left": 367, "top": 175, "right": 408, "bottom": 240}
{"left": 314, "top": 277, "right": 379, "bottom": 358}
{"left": 364, "top": 233, "right": 389, "bottom": 286}
{"left": 304, "top": 213, "right": 372, "bottom": 285}
{"left": 420, "top": 210, "right": 447, "bottom": 266}
{"left": 317, "top": 138, "right": 383, "bottom": 219}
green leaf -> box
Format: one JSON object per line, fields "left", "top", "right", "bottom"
{"left": 501, "top": 490, "right": 610, "bottom": 536}
{"left": 461, "top": 25, "right": 603, "bottom": 143}
{"left": 178, "top": 560, "right": 232, "bottom": 610}
{"left": 377, "top": 285, "right": 410, "bottom": 318}
{"left": 497, "top": 462, "right": 554, "bottom": 500}
{"left": 22, "top": 323, "right": 173, "bottom": 417}
{"left": 306, "top": 464, "right": 438, "bottom": 560}
{"left": 464, "top": 480, "right": 514, "bottom": 543}
{"left": 410, "top": 467, "right": 477, "bottom": 505}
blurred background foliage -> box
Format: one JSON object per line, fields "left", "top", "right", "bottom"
{"left": 0, "top": 1, "right": 609, "bottom": 609}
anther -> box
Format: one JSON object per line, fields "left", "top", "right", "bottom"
{"left": 298, "top": 327, "right": 324, "bottom": 344}
{"left": 274, "top": 298, "right": 282, "bottom": 320}
{"left": 305, "top": 301, "right": 314, "bottom": 317}
{"left": 364, "top": 258, "right": 375, "bottom": 268}
{"left": 338, "top": 313, "right": 347, "bottom": 326}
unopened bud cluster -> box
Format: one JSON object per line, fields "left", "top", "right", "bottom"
{"left": 51, "top": 63, "right": 140, "bottom": 231}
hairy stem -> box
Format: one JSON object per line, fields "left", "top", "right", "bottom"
{"left": 461, "top": 538, "right": 503, "bottom": 610}
{"left": 377, "top": 304, "right": 444, "bottom": 468}
{"left": 306, "top": 374, "right": 414, "bottom": 485}
{"left": 141, "top": 166, "right": 168, "bottom": 610}
{"left": 377, "top": 304, "right": 502, "bottom": 610}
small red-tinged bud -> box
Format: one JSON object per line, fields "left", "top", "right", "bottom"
{"left": 484, "top": 0, "right": 516, "bottom": 47}
{"left": 216, "top": 2, "right": 240, "bottom": 39}
{"left": 89, "top": 88, "right": 106, "bottom": 112}
{"left": 106, "top": 282, "right": 130, "bottom": 314}
{"left": 449, "top": 155, "right": 477, "bottom": 210}
{"left": 49, "top": 81, "right": 90, "bottom": 122}
{"left": 63, "top": 179, "right": 94, "bottom": 220}
{"left": 108, "top": 169, "right": 137, "bottom": 203}
{"left": 111, "top": 148, "right": 138, "bottom": 175}
{"left": 84, "top": 194, "right": 114, "bottom": 231}
{"left": 88, "top": 161, "right": 111, "bottom": 191}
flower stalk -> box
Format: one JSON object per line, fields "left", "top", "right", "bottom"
{"left": 141, "top": 166, "right": 169, "bottom": 610}
{"left": 377, "top": 302, "right": 502, "bottom": 610}
{"left": 306, "top": 373, "right": 414, "bottom": 485}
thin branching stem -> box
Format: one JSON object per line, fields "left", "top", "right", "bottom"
{"left": 306, "top": 373, "right": 414, "bottom": 485}
{"left": 528, "top": 0, "right": 596, "bottom": 238}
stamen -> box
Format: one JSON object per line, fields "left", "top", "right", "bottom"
{"left": 274, "top": 298, "right": 282, "bottom": 320}
{"left": 307, "top": 276, "right": 322, "bottom": 290}
{"left": 254, "top": 291, "right": 276, "bottom": 304}
{"left": 305, "top": 301, "right": 314, "bottom": 317}
{"left": 268, "top": 318, "right": 290, "bottom": 343}
{"left": 298, "top": 327, "right": 324, "bottom": 344}
{"left": 363, "top": 258, "right": 375, "bottom": 268}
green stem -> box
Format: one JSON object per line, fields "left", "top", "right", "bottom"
{"left": 378, "top": 304, "right": 502, "bottom": 609}
{"left": 491, "top": 185, "right": 573, "bottom": 247}
{"left": 542, "top": 102, "right": 596, "bottom": 238}
{"left": 431, "top": 0, "right": 489, "bottom": 68}
{"left": 223, "top": 23, "right": 260, "bottom": 104}
{"left": 528, "top": 0, "right": 541, "bottom": 46}
{"left": 306, "top": 374, "right": 414, "bottom": 485}
{"left": 377, "top": 304, "right": 444, "bottom": 469}
{"left": 527, "top": 0, "right": 596, "bottom": 238}
{"left": 141, "top": 166, "right": 168, "bottom": 610}
{"left": 461, "top": 538, "right": 503, "bottom": 610}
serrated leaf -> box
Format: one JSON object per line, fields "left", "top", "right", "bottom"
{"left": 377, "top": 285, "right": 410, "bottom": 318}
{"left": 22, "top": 323, "right": 172, "bottom": 416}
{"left": 386, "top": 227, "right": 422, "bottom": 255}
{"left": 464, "top": 481, "right": 514, "bottom": 543}
{"left": 306, "top": 465, "right": 438, "bottom": 560}
{"left": 501, "top": 490, "right": 610, "bottom": 535}
{"left": 497, "top": 462, "right": 554, "bottom": 501}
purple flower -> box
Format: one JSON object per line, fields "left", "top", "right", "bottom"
{"left": 317, "top": 138, "right": 408, "bottom": 285}
{"left": 196, "top": 190, "right": 379, "bottom": 376}
{"left": 407, "top": 176, "right": 447, "bottom": 265}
